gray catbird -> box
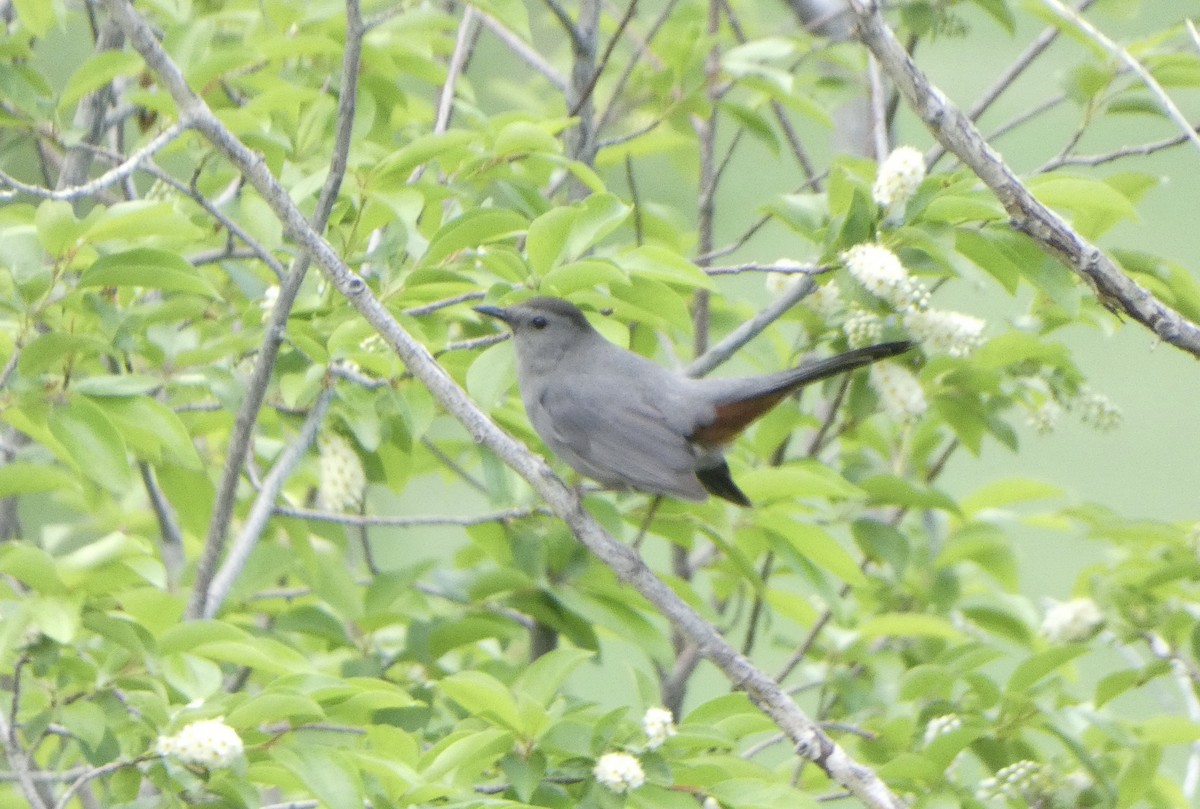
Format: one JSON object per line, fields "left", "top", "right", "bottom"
{"left": 476, "top": 297, "right": 913, "bottom": 506}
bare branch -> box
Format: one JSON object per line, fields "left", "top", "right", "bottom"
{"left": 706, "top": 261, "right": 824, "bottom": 277}
{"left": 0, "top": 656, "right": 49, "bottom": 809}
{"left": 477, "top": 11, "right": 567, "bottom": 91}
{"left": 204, "top": 385, "right": 335, "bottom": 618}
{"left": 0, "top": 122, "right": 186, "bottom": 201}
{"left": 435, "top": 7, "right": 480, "bottom": 135}
{"left": 273, "top": 504, "right": 550, "bottom": 527}
{"left": 1039, "top": 130, "right": 1196, "bottom": 171}
{"left": 687, "top": 275, "right": 816, "bottom": 378}
{"left": 928, "top": 0, "right": 1098, "bottom": 168}
{"left": 849, "top": 0, "right": 1200, "bottom": 358}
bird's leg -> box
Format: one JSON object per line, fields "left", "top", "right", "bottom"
{"left": 630, "top": 495, "right": 663, "bottom": 551}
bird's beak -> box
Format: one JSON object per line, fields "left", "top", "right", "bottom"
{"left": 474, "top": 304, "right": 511, "bottom": 324}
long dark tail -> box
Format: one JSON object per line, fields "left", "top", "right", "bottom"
{"left": 692, "top": 341, "right": 914, "bottom": 446}
{"left": 778, "top": 340, "right": 913, "bottom": 389}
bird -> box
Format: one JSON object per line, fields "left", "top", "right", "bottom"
{"left": 475, "top": 296, "right": 913, "bottom": 506}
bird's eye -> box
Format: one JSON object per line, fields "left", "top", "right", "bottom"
{"left": 530, "top": 316, "right": 548, "bottom": 330}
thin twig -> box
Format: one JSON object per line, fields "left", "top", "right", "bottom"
{"left": 1039, "top": 0, "right": 1200, "bottom": 156}
{"left": 204, "top": 385, "right": 335, "bottom": 617}
{"left": 402, "top": 291, "right": 486, "bottom": 317}
{"left": 0, "top": 122, "right": 186, "bottom": 201}
{"left": 686, "top": 275, "right": 816, "bottom": 378}
{"left": 706, "top": 261, "right": 823, "bottom": 277}
{"left": 568, "top": 0, "right": 639, "bottom": 117}
{"left": 928, "top": 0, "right": 1098, "bottom": 167}
{"left": 273, "top": 504, "right": 549, "bottom": 526}
{"left": 477, "top": 11, "right": 567, "bottom": 90}
{"left": 138, "top": 461, "right": 185, "bottom": 589}
{"left": 594, "top": 0, "right": 680, "bottom": 135}
{"left": 0, "top": 654, "right": 49, "bottom": 809}
{"left": 1039, "top": 129, "right": 1196, "bottom": 172}
{"left": 53, "top": 757, "right": 150, "bottom": 809}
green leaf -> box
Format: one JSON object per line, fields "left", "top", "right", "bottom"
{"left": 59, "top": 51, "right": 145, "bottom": 111}
{"left": 80, "top": 248, "right": 222, "bottom": 298}
{"left": 738, "top": 460, "right": 863, "bottom": 502}
{"left": 969, "top": 0, "right": 1016, "bottom": 33}
{"left": 0, "top": 463, "right": 79, "bottom": 497}
{"left": 851, "top": 518, "right": 909, "bottom": 573}
{"left": 226, "top": 693, "right": 326, "bottom": 728}
{"left": 542, "top": 259, "right": 628, "bottom": 294}
{"left": 1027, "top": 174, "right": 1138, "bottom": 239}
{"left": 621, "top": 244, "right": 716, "bottom": 290}
{"left": 191, "top": 637, "right": 315, "bottom": 676}
{"left": 961, "top": 477, "right": 1063, "bottom": 517}
{"left": 274, "top": 747, "right": 364, "bottom": 809}
{"left": 12, "top": 0, "right": 56, "bottom": 35}
{"left": 420, "top": 208, "right": 528, "bottom": 269}
{"left": 34, "top": 200, "right": 83, "bottom": 256}
{"left": 494, "top": 120, "right": 562, "bottom": 155}
{"left": 564, "top": 193, "right": 630, "bottom": 262}
{"left": 47, "top": 396, "right": 132, "bottom": 493}
{"left": 1007, "top": 645, "right": 1089, "bottom": 693}
{"left": 858, "top": 613, "right": 965, "bottom": 641}
{"left": 18, "top": 333, "right": 117, "bottom": 377}
{"left": 375, "top": 130, "right": 476, "bottom": 182}
{"left": 0, "top": 544, "right": 67, "bottom": 594}
{"left": 757, "top": 516, "right": 867, "bottom": 587}
{"left": 26, "top": 594, "right": 82, "bottom": 643}
{"left": 70, "top": 375, "right": 163, "bottom": 397}
{"left": 859, "top": 475, "right": 960, "bottom": 513}
{"left": 60, "top": 700, "right": 108, "bottom": 749}
{"left": 514, "top": 647, "right": 593, "bottom": 705}
{"left": 439, "top": 670, "right": 521, "bottom": 731}
{"left": 420, "top": 728, "right": 513, "bottom": 781}
{"left": 1138, "top": 715, "right": 1200, "bottom": 745}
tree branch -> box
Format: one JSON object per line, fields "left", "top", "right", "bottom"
{"left": 849, "top": 0, "right": 1200, "bottom": 358}
{"left": 204, "top": 385, "right": 335, "bottom": 618}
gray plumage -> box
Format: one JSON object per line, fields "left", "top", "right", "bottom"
{"left": 476, "top": 296, "right": 912, "bottom": 505}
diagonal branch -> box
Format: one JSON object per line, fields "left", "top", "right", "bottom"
{"left": 203, "top": 385, "right": 335, "bottom": 618}
{"left": 105, "top": 1, "right": 905, "bottom": 804}
{"left": 848, "top": 0, "right": 1200, "bottom": 358}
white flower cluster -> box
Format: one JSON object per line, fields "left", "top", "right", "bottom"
{"left": 842, "top": 243, "right": 931, "bottom": 314}
{"left": 1025, "top": 400, "right": 1062, "bottom": 435}
{"left": 873, "top": 145, "right": 926, "bottom": 210}
{"left": 842, "top": 243, "right": 985, "bottom": 356}
{"left": 869, "top": 362, "right": 927, "bottom": 422}
{"left": 593, "top": 751, "right": 645, "bottom": 793}
{"left": 642, "top": 707, "right": 677, "bottom": 750}
{"left": 260, "top": 285, "right": 280, "bottom": 323}
{"left": 903, "top": 309, "right": 984, "bottom": 358}
{"left": 922, "top": 713, "right": 962, "bottom": 746}
{"left": 843, "top": 309, "right": 883, "bottom": 348}
{"left": 1077, "top": 390, "right": 1122, "bottom": 431}
{"left": 765, "top": 271, "right": 804, "bottom": 296}
{"left": 317, "top": 433, "right": 366, "bottom": 512}
{"left": 155, "top": 718, "right": 243, "bottom": 770}
{"left": 977, "top": 759, "right": 1045, "bottom": 801}
{"left": 808, "top": 281, "right": 842, "bottom": 317}
{"left": 1041, "top": 597, "right": 1104, "bottom": 644}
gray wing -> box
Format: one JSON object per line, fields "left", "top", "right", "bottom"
{"left": 536, "top": 377, "right": 707, "bottom": 500}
